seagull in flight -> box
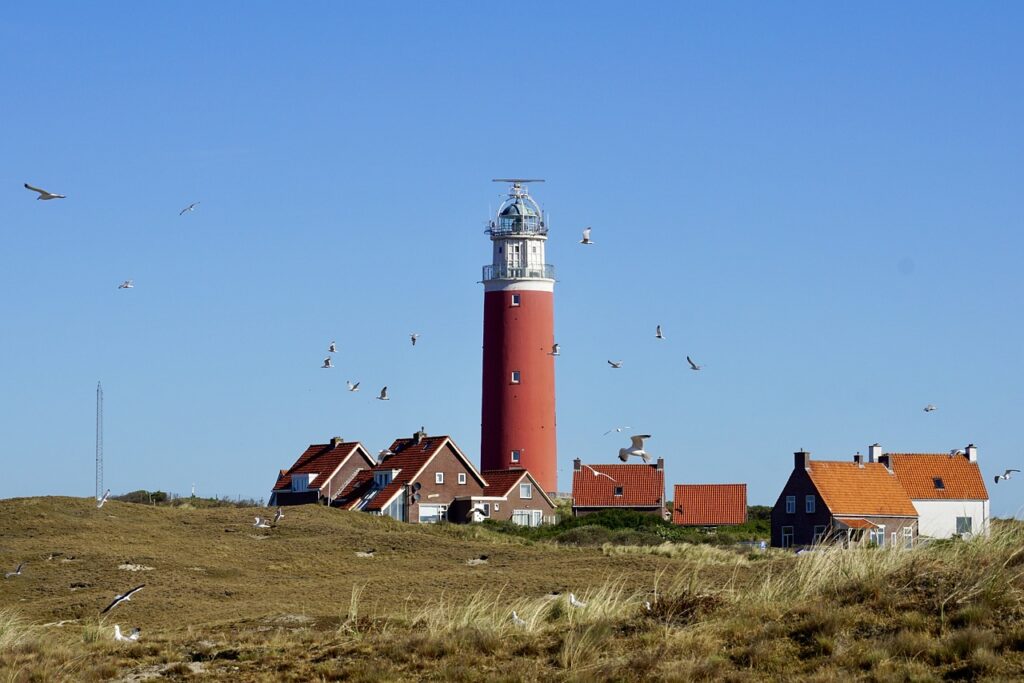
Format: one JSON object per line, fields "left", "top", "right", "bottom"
{"left": 686, "top": 356, "right": 702, "bottom": 371}
{"left": 549, "top": 343, "right": 560, "bottom": 356}
{"left": 117, "top": 280, "right": 134, "bottom": 290}
{"left": 178, "top": 202, "right": 199, "bottom": 216}
{"left": 511, "top": 611, "right": 527, "bottom": 626}
{"left": 24, "top": 183, "right": 66, "bottom": 200}
{"left": 378, "top": 449, "right": 393, "bottom": 459}
{"left": 580, "top": 464, "right": 617, "bottom": 482}
{"left": 656, "top": 325, "right": 665, "bottom": 340}
{"left": 377, "top": 386, "right": 389, "bottom": 401}
{"left": 924, "top": 404, "right": 937, "bottom": 413}
{"left": 114, "top": 625, "right": 140, "bottom": 642}
{"left": 328, "top": 341, "right": 336, "bottom": 353}
{"left": 97, "top": 489, "right": 111, "bottom": 508}
{"left": 608, "top": 360, "right": 623, "bottom": 369}
{"left": 580, "top": 227, "right": 593, "bottom": 245}
{"left": 100, "top": 585, "right": 145, "bottom": 614}
{"left": 603, "top": 426, "right": 630, "bottom": 436}
{"left": 4, "top": 563, "right": 24, "bottom": 579}
{"left": 410, "top": 333, "right": 419, "bottom": 346}
{"left": 569, "top": 593, "right": 587, "bottom": 608}
{"left": 346, "top": 380, "right": 360, "bottom": 392}
{"left": 254, "top": 516, "right": 271, "bottom": 529}
{"left": 321, "top": 357, "right": 333, "bottom": 369}
{"left": 994, "top": 469, "right": 1020, "bottom": 484}
{"left": 272, "top": 508, "right": 284, "bottom": 525}
{"left": 619, "top": 434, "right": 653, "bottom": 463}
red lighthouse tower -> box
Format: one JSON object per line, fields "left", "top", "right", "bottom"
{"left": 480, "top": 179, "right": 557, "bottom": 493}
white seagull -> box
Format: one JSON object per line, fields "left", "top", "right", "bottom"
{"left": 581, "top": 464, "right": 617, "bottom": 482}
{"left": 355, "top": 549, "right": 376, "bottom": 558}
{"left": 114, "top": 625, "right": 140, "bottom": 642}
{"left": 273, "top": 508, "right": 284, "bottom": 525}
{"left": 410, "top": 333, "right": 419, "bottom": 346}
{"left": 619, "top": 434, "right": 652, "bottom": 463}
{"left": 686, "top": 356, "right": 702, "bottom": 371}
{"left": 24, "top": 183, "right": 66, "bottom": 200}
{"left": 4, "top": 563, "right": 24, "bottom": 579}
{"left": 101, "top": 585, "right": 145, "bottom": 614}
{"left": 569, "top": 593, "right": 587, "bottom": 608}
{"left": 549, "top": 343, "right": 560, "bottom": 356}
{"left": 253, "top": 516, "right": 271, "bottom": 529}
{"left": 178, "top": 202, "right": 199, "bottom": 216}
{"left": 97, "top": 489, "right": 111, "bottom": 508}
{"left": 924, "top": 404, "right": 937, "bottom": 413}
{"left": 603, "top": 426, "right": 630, "bottom": 436}
{"left": 328, "top": 341, "right": 337, "bottom": 353}
{"left": 511, "top": 611, "right": 527, "bottom": 626}
{"left": 580, "top": 227, "right": 593, "bottom": 245}
{"left": 117, "top": 280, "right": 134, "bottom": 290}
{"left": 994, "top": 469, "right": 1020, "bottom": 484}
{"left": 377, "top": 386, "right": 389, "bottom": 401}
{"left": 608, "top": 360, "right": 623, "bottom": 369}
{"left": 346, "top": 380, "right": 360, "bottom": 392}
{"left": 656, "top": 325, "right": 665, "bottom": 340}
{"left": 321, "top": 357, "right": 333, "bottom": 369}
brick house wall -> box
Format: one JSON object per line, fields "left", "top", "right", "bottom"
{"left": 770, "top": 467, "right": 834, "bottom": 547}
{"left": 404, "top": 442, "right": 484, "bottom": 523}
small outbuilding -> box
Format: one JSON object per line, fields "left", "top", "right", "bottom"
{"left": 672, "top": 484, "right": 747, "bottom": 526}
{"left": 571, "top": 457, "right": 666, "bottom": 518}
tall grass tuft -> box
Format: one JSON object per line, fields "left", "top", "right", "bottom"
{"left": 0, "top": 610, "right": 29, "bottom": 653}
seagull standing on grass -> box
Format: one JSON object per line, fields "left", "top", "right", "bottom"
{"left": 113, "top": 625, "right": 140, "bottom": 642}
{"left": 254, "top": 517, "right": 271, "bottom": 529}
{"left": 686, "top": 356, "right": 702, "bottom": 371}
{"left": 346, "top": 380, "right": 360, "bottom": 392}
{"left": 924, "top": 404, "right": 937, "bottom": 413}
{"left": 377, "top": 386, "right": 389, "bottom": 401}
{"left": 100, "top": 585, "right": 145, "bottom": 614}
{"left": 355, "top": 549, "right": 376, "bottom": 558}
{"left": 4, "top": 563, "right": 24, "bottom": 579}
{"left": 322, "top": 357, "right": 333, "bottom": 369}
{"left": 24, "top": 183, "right": 65, "bottom": 200}
{"left": 656, "top": 325, "right": 665, "bottom": 340}
{"left": 994, "top": 469, "right": 1020, "bottom": 484}
{"left": 273, "top": 508, "right": 284, "bottom": 525}
{"left": 569, "top": 593, "right": 587, "bottom": 608}
{"left": 580, "top": 227, "right": 593, "bottom": 245}
{"left": 619, "top": 434, "right": 653, "bottom": 463}
{"left": 608, "top": 360, "right": 623, "bottom": 369}
{"left": 511, "top": 611, "right": 527, "bottom": 626}
{"left": 179, "top": 202, "right": 199, "bottom": 215}
{"left": 117, "top": 280, "right": 134, "bottom": 290}
{"left": 97, "top": 489, "right": 111, "bottom": 508}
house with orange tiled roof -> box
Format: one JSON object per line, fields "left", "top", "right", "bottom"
{"left": 450, "top": 468, "right": 557, "bottom": 526}
{"left": 333, "top": 430, "right": 487, "bottom": 523}
{"left": 869, "top": 443, "right": 990, "bottom": 540}
{"left": 570, "top": 457, "right": 666, "bottom": 518}
{"left": 771, "top": 450, "right": 918, "bottom": 549}
{"left": 672, "top": 484, "right": 747, "bottom": 526}
{"left": 269, "top": 437, "right": 376, "bottom": 506}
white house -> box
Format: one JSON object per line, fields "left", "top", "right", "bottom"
{"left": 869, "top": 443, "right": 990, "bottom": 540}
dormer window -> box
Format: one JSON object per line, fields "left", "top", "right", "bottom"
{"left": 614, "top": 486, "right": 624, "bottom": 497}
{"left": 291, "top": 474, "right": 309, "bottom": 492}
{"left": 933, "top": 477, "right": 945, "bottom": 490}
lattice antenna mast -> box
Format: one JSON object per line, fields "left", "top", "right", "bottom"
{"left": 96, "top": 382, "right": 103, "bottom": 501}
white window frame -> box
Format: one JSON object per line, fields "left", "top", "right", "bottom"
{"left": 869, "top": 525, "right": 886, "bottom": 547}
{"left": 418, "top": 504, "right": 447, "bottom": 524}
{"left": 805, "top": 495, "right": 815, "bottom": 514}
{"left": 511, "top": 450, "right": 521, "bottom": 463}
{"left": 781, "top": 526, "right": 794, "bottom": 548}
{"left": 494, "top": 502, "right": 500, "bottom": 511}
{"left": 458, "top": 472, "right": 466, "bottom": 485}
{"left": 956, "top": 516, "right": 972, "bottom": 536}
{"left": 435, "top": 472, "right": 444, "bottom": 485}
{"left": 511, "top": 294, "right": 521, "bottom": 307}
{"left": 520, "top": 483, "right": 532, "bottom": 499}
{"left": 511, "top": 370, "right": 521, "bottom": 384}
{"left": 785, "top": 496, "right": 795, "bottom": 514}
{"left": 903, "top": 526, "right": 914, "bottom": 549}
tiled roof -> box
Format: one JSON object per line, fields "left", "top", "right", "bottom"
{"left": 359, "top": 436, "right": 451, "bottom": 512}
{"left": 806, "top": 460, "right": 917, "bottom": 517}
{"left": 672, "top": 484, "right": 747, "bottom": 525}
{"left": 272, "top": 441, "right": 367, "bottom": 491}
{"left": 885, "top": 453, "right": 989, "bottom": 501}
{"left": 336, "top": 469, "right": 374, "bottom": 509}
{"left": 572, "top": 463, "right": 664, "bottom": 508}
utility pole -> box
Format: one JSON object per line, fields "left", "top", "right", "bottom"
{"left": 96, "top": 382, "right": 103, "bottom": 501}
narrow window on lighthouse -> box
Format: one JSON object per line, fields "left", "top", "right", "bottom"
{"left": 511, "top": 450, "right": 521, "bottom": 463}
{"left": 511, "top": 370, "right": 521, "bottom": 384}
{"left": 511, "top": 294, "right": 521, "bottom": 307}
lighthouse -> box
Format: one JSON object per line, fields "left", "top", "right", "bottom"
{"left": 480, "top": 179, "right": 557, "bottom": 494}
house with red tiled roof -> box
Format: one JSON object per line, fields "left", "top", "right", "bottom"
{"left": 672, "top": 484, "right": 747, "bottom": 526}
{"left": 333, "top": 431, "right": 487, "bottom": 523}
{"left": 570, "top": 458, "right": 666, "bottom": 518}
{"left": 450, "top": 468, "right": 557, "bottom": 526}
{"left": 269, "top": 437, "right": 376, "bottom": 506}
{"left": 771, "top": 450, "right": 918, "bottom": 549}
{"left": 869, "top": 443, "right": 990, "bottom": 540}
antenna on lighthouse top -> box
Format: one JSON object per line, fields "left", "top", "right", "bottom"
{"left": 492, "top": 179, "right": 544, "bottom": 198}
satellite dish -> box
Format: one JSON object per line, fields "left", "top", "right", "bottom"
{"left": 413, "top": 492, "right": 421, "bottom": 502}
{"left": 413, "top": 482, "right": 421, "bottom": 491}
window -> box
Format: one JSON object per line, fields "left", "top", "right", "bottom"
{"left": 512, "top": 510, "right": 543, "bottom": 527}
{"left": 785, "top": 496, "right": 795, "bottom": 514}
{"left": 458, "top": 473, "right": 467, "bottom": 485}
{"left": 480, "top": 503, "right": 490, "bottom": 517}
{"left": 494, "top": 502, "right": 500, "bottom": 511}
{"left": 614, "top": 486, "right": 624, "bottom": 496}
{"left": 291, "top": 474, "right": 309, "bottom": 492}
{"left": 781, "top": 526, "right": 794, "bottom": 548}
{"left": 418, "top": 504, "right": 447, "bottom": 524}
{"left": 511, "top": 450, "right": 521, "bottom": 463}
{"left": 805, "top": 495, "right": 816, "bottom": 514}
{"left": 956, "top": 516, "right": 972, "bottom": 536}
{"left": 511, "top": 294, "right": 520, "bottom": 306}
{"left": 520, "top": 483, "right": 532, "bottom": 499}
{"left": 435, "top": 472, "right": 444, "bottom": 484}
{"left": 933, "top": 477, "right": 945, "bottom": 490}
{"left": 903, "top": 526, "right": 914, "bottom": 549}
{"left": 813, "top": 525, "right": 826, "bottom": 545}
{"left": 511, "top": 370, "right": 521, "bottom": 384}
{"left": 869, "top": 525, "right": 886, "bottom": 547}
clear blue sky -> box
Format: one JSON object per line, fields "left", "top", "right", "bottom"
{"left": 2, "top": 3, "right": 1021, "bottom": 516}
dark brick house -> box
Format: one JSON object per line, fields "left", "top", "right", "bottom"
{"left": 571, "top": 457, "right": 666, "bottom": 518}
{"left": 771, "top": 450, "right": 918, "bottom": 548}
{"left": 450, "top": 468, "right": 557, "bottom": 526}
{"left": 269, "top": 437, "right": 376, "bottom": 506}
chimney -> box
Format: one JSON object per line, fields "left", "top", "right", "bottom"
{"left": 878, "top": 454, "right": 892, "bottom": 472}
{"left": 414, "top": 427, "right": 426, "bottom": 444}
{"left": 330, "top": 436, "right": 344, "bottom": 448}
{"left": 965, "top": 444, "right": 977, "bottom": 463}
{"left": 656, "top": 457, "right": 664, "bottom": 471}
{"left": 794, "top": 450, "right": 810, "bottom": 471}
{"left": 573, "top": 458, "right": 582, "bottom": 471}
{"left": 853, "top": 452, "right": 864, "bottom": 468}
{"left": 867, "top": 443, "right": 882, "bottom": 463}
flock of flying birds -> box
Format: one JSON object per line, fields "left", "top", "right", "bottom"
{"left": 320, "top": 334, "right": 420, "bottom": 402}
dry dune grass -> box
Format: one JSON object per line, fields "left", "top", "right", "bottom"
{"left": 0, "top": 496, "right": 1022, "bottom": 680}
